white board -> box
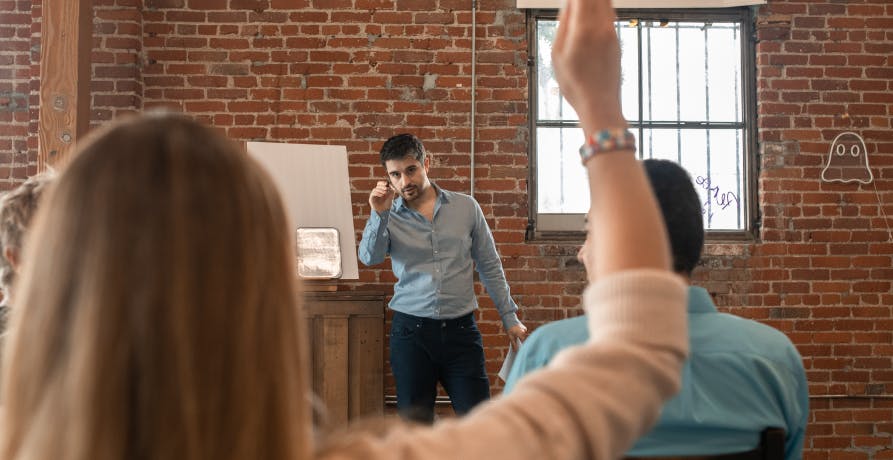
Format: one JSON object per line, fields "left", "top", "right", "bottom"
{"left": 247, "top": 141, "right": 359, "bottom": 280}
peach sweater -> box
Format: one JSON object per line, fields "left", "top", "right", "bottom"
{"left": 319, "top": 269, "right": 689, "bottom": 460}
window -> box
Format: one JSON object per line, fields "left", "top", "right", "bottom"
{"left": 528, "top": 8, "right": 757, "bottom": 238}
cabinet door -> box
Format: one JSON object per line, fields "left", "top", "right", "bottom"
{"left": 305, "top": 292, "right": 384, "bottom": 427}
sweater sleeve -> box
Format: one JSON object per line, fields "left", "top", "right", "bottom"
{"left": 317, "top": 269, "right": 689, "bottom": 460}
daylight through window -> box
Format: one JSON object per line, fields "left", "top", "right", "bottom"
{"left": 530, "top": 9, "right": 756, "bottom": 236}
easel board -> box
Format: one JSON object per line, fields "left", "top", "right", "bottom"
{"left": 247, "top": 141, "right": 359, "bottom": 280}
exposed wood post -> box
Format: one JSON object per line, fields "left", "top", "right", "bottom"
{"left": 38, "top": 0, "right": 93, "bottom": 171}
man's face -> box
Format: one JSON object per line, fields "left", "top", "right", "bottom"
{"left": 385, "top": 155, "right": 431, "bottom": 203}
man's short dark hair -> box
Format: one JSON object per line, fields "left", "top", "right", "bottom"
{"left": 643, "top": 159, "right": 704, "bottom": 276}
{"left": 380, "top": 134, "right": 426, "bottom": 166}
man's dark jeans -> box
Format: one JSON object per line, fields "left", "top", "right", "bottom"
{"left": 389, "top": 310, "right": 490, "bottom": 424}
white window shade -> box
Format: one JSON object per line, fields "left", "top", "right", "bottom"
{"left": 517, "top": 0, "right": 764, "bottom": 8}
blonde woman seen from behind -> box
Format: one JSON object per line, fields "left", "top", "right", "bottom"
{"left": 0, "top": 0, "right": 687, "bottom": 457}
{"left": 0, "top": 114, "right": 313, "bottom": 460}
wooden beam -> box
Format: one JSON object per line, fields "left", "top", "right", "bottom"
{"left": 38, "top": 0, "right": 93, "bottom": 170}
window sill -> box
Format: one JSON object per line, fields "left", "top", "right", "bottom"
{"left": 526, "top": 229, "right": 758, "bottom": 244}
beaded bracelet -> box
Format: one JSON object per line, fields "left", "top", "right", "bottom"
{"left": 579, "top": 129, "right": 637, "bottom": 164}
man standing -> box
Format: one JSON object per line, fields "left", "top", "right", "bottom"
{"left": 359, "top": 133, "right": 527, "bottom": 423}
{"left": 504, "top": 159, "right": 808, "bottom": 460}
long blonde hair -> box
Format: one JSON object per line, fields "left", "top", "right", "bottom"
{"left": 0, "top": 113, "right": 313, "bottom": 460}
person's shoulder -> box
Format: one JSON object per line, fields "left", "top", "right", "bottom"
{"left": 438, "top": 188, "right": 484, "bottom": 217}
{"left": 716, "top": 313, "right": 797, "bottom": 346}
{"left": 693, "top": 311, "right": 803, "bottom": 368}
{"left": 525, "top": 315, "right": 589, "bottom": 351}
{"left": 440, "top": 188, "right": 475, "bottom": 205}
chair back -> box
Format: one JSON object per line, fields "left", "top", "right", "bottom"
{"left": 624, "top": 427, "right": 785, "bottom": 460}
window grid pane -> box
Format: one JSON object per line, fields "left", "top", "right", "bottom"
{"left": 536, "top": 127, "right": 587, "bottom": 214}
{"left": 533, "top": 12, "right": 750, "bottom": 233}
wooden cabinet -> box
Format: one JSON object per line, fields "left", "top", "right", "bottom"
{"left": 304, "top": 291, "right": 385, "bottom": 427}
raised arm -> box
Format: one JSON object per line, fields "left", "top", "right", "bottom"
{"left": 552, "top": 0, "right": 671, "bottom": 278}
{"left": 357, "top": 181, "right": 394, "bottom": 266}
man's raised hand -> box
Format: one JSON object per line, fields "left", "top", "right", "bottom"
{"left": 369, "top": 180, "right": 395, "bottom": 213}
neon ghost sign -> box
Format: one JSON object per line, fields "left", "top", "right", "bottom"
{"left": 821, "top": 131, "right": 873, "bottom": 185}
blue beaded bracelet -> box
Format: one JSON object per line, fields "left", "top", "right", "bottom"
{"left": 579, "top": 129, "right": 637, "bottom": 164}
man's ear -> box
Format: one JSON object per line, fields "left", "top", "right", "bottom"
{"left": 4, "top": 246, "right": 19, "bottom": 272}
{"left": 423, "top": 155, "right": 431, "bottom": 173}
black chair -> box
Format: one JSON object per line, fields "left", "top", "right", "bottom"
{"left": 624, "top": 427, "right": 785, "bottom": 460}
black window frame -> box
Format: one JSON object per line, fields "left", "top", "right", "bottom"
{"left": 526, "top": 7, "right": 759, "bottom": 242}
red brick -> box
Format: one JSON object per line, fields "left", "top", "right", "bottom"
{"left": 232, "top": 0, "right": 270, "bottom": 9}
{"left": 145, "top": 0, "right": 185, "bottom": 6}
{"left": 188, "top": 0, "right": 226, "bottom": 8}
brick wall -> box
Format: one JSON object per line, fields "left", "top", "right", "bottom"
{"left": 0, "top": 0, "right": 35, "bottom": 190}
{"left": 754, "top": 3, "right": 893, "bottom": 456}
{"left": 0, "top": 0, "right": 141, "bottom": 190}
{"left": 92, "top": 0, "right": 144, "bottom": 124}
{"left": 2, "top": 0, "right": 893, "bottom": 456}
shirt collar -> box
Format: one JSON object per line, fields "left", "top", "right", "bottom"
{"left": 687, "top": 286, "right": 718, "bottom": 314}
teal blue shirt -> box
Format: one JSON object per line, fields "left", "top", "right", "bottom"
{"left": 504, "top": 286, "right": 808, "bottom": 459}
{"left": 358, "top": 186, "right": 520, "bottom": 330}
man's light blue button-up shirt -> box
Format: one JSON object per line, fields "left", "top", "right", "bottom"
{"left": 504, "top": 286, "right": 808, "bottom": 460}
{"left": 358, "top": 186, "right": 521, "bottom": 330}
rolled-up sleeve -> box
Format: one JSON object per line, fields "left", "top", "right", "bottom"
{"left": 358, "top": 210, "right": 390, "bottom": 266}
